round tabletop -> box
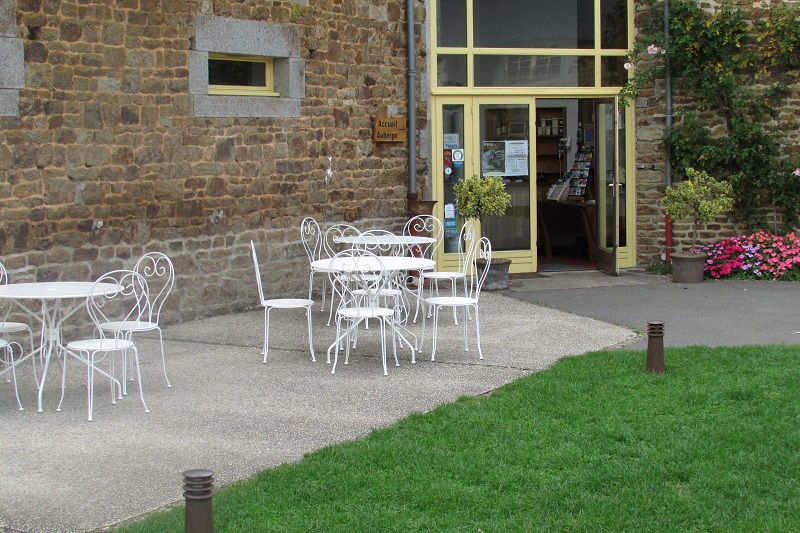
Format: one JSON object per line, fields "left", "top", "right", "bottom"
{"left": 0, "top": 282, "right": 119, "bottom": 300}
{"left": 311, "top": 256, "right": 435, "bottom": 273}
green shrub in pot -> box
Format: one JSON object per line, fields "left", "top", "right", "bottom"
{"left": 452, "top": 174, "right": 512, "bottom": 223}
{"left": 663, "top": 167, "right": 734, "bottom": 253}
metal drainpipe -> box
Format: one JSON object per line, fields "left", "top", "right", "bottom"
{"left": 664, "top": 0, "right": 674, "bottom": 264}
{"left": 407, "top": 0, "right": 417, "bottom": 200}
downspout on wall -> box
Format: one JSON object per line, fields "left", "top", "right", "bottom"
{"left": 405, "top": 0, "right": 436, "bottom": 217}
{"left": 407, "top": 0, "right": 417, "bottom": 201}
{"left": 664, "top": 0, "right": 674, "bottom": 263}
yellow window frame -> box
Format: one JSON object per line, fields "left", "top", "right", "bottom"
{"left": 208, "top": 53, "right": 279, "bottom": 97}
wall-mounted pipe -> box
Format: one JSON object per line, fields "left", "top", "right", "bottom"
{"left": 664, "top": 0, "right": 674, "bottom": 263}
{"left": 407, "top": 0, "right": 417, "bottom": 197}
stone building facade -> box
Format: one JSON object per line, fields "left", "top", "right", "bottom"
{"left": 2, "top": 0, "right": 798, "bottom": 326}
{"left": 0, "top": 0, "right": 429, "bottom": 322}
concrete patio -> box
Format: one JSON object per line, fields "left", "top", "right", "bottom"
{"left": 0, "top": 288, "right": 634, "bottom": 532}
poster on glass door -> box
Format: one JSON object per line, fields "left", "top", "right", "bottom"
{"left": 481, "top": 140, "right": 528, "bottom": 177}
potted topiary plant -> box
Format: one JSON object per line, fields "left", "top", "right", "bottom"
{"left": 453, "top": 174, "right": 512, "bottom": 289}
{"left": 663, "top": 167, "right": 734, "bottom": 283}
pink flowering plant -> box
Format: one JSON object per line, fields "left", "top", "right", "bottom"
{"left": 698, "top": 232, "right": 800, "bottom": 280}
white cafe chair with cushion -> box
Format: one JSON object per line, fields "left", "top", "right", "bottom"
{"left": 99, "top": 251, "right": 174, "bottom": 388}
{"left": 250, "top": 240, "right": 315, "bottom": 363}
{"left": 0, "top": 262, "right": 36, "bottom": 381}
{"left": 62, "top": 270, "right": 150, "bottom": 422}
{"left": 421, "top": 237, "right": 492, "bottom": 362}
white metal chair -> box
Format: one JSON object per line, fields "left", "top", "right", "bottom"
{"left": 62, "top": 270, "right": 150, "bottom": 422}
{"left": 414, "top": 220, "right": 476, "bottom": 325}
{"left": 99, "top": 252, "right": 174, "bottom": 388}
{"left": 326, "top": 249, "right": 399, "bottom": 375}
{"left": 323, "top": 224, "right": 362, "bottom": 326}
{"left": 0, "top": 262, "right": 36, "bottom": 380}
{"left": 403, "top": 214, "right": 444, "bottom": 260}
{"left": 322, "top": 223, "right": 362, "bottom": 258}
{"left": 250, "top": 240, "right": 315, "bottom": 363}
{"left": 350, "top": 230, "right": 412, "bottom": 342}
{"left": 421, "top": 237, "right": 492, "bottom": 361}
{"left": 301, "top": 217, "right": 326, "bottom": 310}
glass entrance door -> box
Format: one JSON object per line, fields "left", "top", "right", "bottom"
{"left": 434, "top": 98, "right": 536, "bottom": 271}
{"left": 595, "top": 98, "right": 624, "bottom": 275}
{"left": 478, "top": 103, "right": 531, "bottom": 252}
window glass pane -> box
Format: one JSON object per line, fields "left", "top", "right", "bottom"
{"left": 617, "top": 104, "right": 627, "bottom": 247}
{"left": 479, "top": 104, "right": 531, "bottom": 251}
{"left": 473, "top": 0, "right": 594, "bottom": 49}
{"left": 441, "top": 104, "right": 466, "bottom": 253}
{"left": 601, "top": 56, "right": 628, "bottom": 87}
{"left": 437, "top": 0, "right": 467, "bottom": 47}
{"left": 209, "top": 59, "right": 266, "bottom": 87}
{"left": 601, "top": 0, "right": 628, "bottom": 49}
{"left": 437, "top": 55, "right": 468, "bottom": 87}
{"left": 475, "top": 55, "right": 594, "bottom": 87}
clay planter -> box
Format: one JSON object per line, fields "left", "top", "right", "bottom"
{"left": 407, "top": 199, "right": 437, "bottom": 216}
{"left": 671, "top": 252, "right": 706, "bottom": 283}
{"left": 476, "top": 257, "right": 511, "bottom": 290}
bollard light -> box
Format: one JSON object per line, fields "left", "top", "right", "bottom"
{"left": 646, "top": 321, "right": 665, "bottom": 374}
{"left": 183, "top": 468, "right": 215, "bottom": 533}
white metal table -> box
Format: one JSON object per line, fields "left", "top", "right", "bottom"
{"left": 311, "top": 256, "right": 435, "bottom": 370}
{"left": 0, "top": 281, "right": 118, "bottom": 412}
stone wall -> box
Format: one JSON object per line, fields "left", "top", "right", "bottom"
{"left": 632, "top": 1, "right": 799, "bottom": 266}
{"left": 0, "top": 0, "right": 429, "bottom": 323}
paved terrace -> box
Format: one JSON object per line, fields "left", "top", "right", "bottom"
{"left": 1, "top": 287, "right": 634, "bottom": 532}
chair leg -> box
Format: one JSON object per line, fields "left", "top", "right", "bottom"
{"left": 474, "top": 306, "right": 484, "bottom": 360}
{"left": 413, "top": 279, "right": 423, "bottom": 323}
{"left": 305, "top": 306, "right": 316, "bottom": 362}
{"left": 451, "top": 281, "right": 458, "bottom": 325}
{"left": 430, "top": 305, "right": 440, "bottom": 362}
{"left": 262, "top": 306, "right": 270, "bottom": 363}
{"left": 326, "top": 283, "right": 337, "bottom": 327}
{"left": 390, "top": 318, "right": 399, "bottom": 368}
{"left": 130, "top": 346, "right": 150, "bottom": 414}
{"left": 419, "top": 305, "right": 427, "bottom": 355}
{"left": 57, "top": 349, "right": 70, "bottom": 412}
{"left": 379, "top": 319, "right": 388, "bottom": 376}
{"left": 330, "top": 315, "right": 348, "bottom": 372}
{"left": 87, "top": 350, "right": 95, "bottom": 422}
{"left": 3, "top": 342, "right": 23, "bottom": 410}
{"left": 157, "top": 328, "right": 171, "bottom": 387}
{"left": 463, "top": 305, "right": 470, "bottom": 351}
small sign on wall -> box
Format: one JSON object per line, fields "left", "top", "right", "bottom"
{"left": 374, "top": 116, "right": 408, "bottom": 142}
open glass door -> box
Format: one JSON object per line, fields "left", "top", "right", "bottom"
{"left": 595, "top": 98, "right": 623, "bottom": 275}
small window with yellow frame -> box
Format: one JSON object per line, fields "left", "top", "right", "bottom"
{"left": 208, "top": 53, "right": 279, "bottom": 97}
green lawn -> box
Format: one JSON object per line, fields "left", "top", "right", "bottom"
{"left": 117, "top": 345, "right": 800, "bottom": 532}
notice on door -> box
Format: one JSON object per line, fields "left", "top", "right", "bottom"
{"left": 481, "top": 140, "right": 529, "bottom": 177}
{"left": 374, "top": 117, "right": 408, "bottom": 142}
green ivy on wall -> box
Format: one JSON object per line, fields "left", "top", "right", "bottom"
{"left": 622, "top": 0, "right": 800, "bottom": 232}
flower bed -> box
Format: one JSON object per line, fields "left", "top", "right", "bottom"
{"left": 698, "top": 232, "right": 800, "bottom": 280}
